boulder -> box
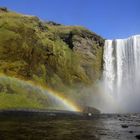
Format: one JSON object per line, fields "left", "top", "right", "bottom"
{"left": 0, "top": 7, "right": 8, "bottom": 12}
{"left": 82, "top": 106, "right": 100, "bottom": 114}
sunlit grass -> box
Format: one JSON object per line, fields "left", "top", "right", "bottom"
{"left": 0, "top": 92, "right": 45, "bottom": 109}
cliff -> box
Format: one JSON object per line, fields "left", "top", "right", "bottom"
{"left": 0, "top": 8, "right": 104, "bottom": 109}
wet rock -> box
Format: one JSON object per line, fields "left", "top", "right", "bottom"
{"left": 99, "top": 133, "right": 107, "bottom": 135}
{"left": 119, "top": 118, "right": 123, "bottom": 121}
{"left": 129, "top": 131, "right": 133, "bottom": 133}
{"left": 121, "top": 124, "right": 128, "bottom": 128}
{"left": 83, "top": 106, "right": 100, "bottom": 114}
{"left": 135, "top": 135, "right": 140, "bottom": 139}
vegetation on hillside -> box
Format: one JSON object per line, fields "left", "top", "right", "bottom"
{"left": 0, "top": 8, "right": 104, "bottom": 109}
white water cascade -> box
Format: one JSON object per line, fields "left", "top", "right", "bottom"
{"left": 103, "top": 35, "right": 140, "bottom": 112}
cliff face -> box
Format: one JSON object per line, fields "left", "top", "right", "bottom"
{"left": 0, "top": 8, "right": 104, "bottom": 89}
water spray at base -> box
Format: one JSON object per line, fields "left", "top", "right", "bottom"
{"left": 102, "top": 35, "right": 140, "bottom": 113}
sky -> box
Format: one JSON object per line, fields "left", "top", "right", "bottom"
{"left": 0, "top": 0, "right": 140, "bottom": 39}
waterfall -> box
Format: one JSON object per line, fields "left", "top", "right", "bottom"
{"left": 103, "top": 35, "right": 140, "bottom": 112}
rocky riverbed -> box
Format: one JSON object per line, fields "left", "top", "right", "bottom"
{"left": 0, "top": 111, "right": 139, "bottom": 140}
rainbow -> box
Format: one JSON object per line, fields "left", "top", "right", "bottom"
{"left": 0, "top": 74, "right": 81, "bottom": 112}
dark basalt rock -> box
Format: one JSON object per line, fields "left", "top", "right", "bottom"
{"left": 121, "top": 124, "right": 128, "bottom": 128}
{"left": 46, "top": 21, "right": 61, "bottom": 26}
{"left": 0, "top": 7, "right": 8, "bottom": 12}
{"left": 129, "top": 131, "right": 133, "bottom": 133}
{"left": 82, "top": 106, "right": 100, "bottom": 115}
{"left": 135, "top": 135, "right": 140, "bottom": 139}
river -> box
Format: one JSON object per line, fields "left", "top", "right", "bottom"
{"left": 0, "top": 112, "right": 140, "bottom": 140}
